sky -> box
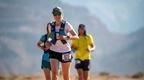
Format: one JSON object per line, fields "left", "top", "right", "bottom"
{"left": 61, "top": 0, "right": 144, "bottom": 34}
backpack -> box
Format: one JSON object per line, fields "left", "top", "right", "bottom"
{"left": 47, "top": 20, "right": 67, "bottom": 44}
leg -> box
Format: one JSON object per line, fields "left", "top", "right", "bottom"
{"left": 62, "top": 62, "right": 71, "bottom": 80}
{"left": 83, "top": 60, "right": 90, "bottom": 80}
{"left": 83, "top": 71, "right": 89, "bottom": 80}
{"left": 43, "top": 69, "right": 51, "bottom": 80}
{"left": 41, "top": 60, "right": 51, "bottom": 80}
{"left": 50, "top": 59, "right": 59, "bottom": 80}
{"left": 77, "top": 69, "right": 83, "bottom": 80}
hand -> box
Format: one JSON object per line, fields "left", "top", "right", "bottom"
{"left": 58, "top": 35, "right": 67, "bottom": 40}
{"left": 66, "top": 35, "right": 71, "bottom": 40}
{"left": 40, "top": 46, "right": 49, "bottom": 51}
{"left": 71, "top": 45, "right": 78, "bottom": 50}
{"left": 45, "top": 41, "right": 51, "bottom": 49}
{"left": 73, "top": 47, "right": 78, "bottom": 50}
{"left": 44, "top": 47, "right": 49, "bottom": 51}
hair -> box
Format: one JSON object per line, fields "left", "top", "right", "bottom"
{"left": 78, "top": 24, "right": 87, "bottom": 36}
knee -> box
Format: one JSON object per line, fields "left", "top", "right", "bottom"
{"left": 52, "top": 70, "right": 58, "bottom": 76}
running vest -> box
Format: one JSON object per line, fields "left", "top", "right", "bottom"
{"left": 48, "top": 20, "right": 67, "bottom": 45}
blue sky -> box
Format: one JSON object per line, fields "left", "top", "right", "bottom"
{"left": 61, "top": 0, "right": 144, "bottom": 34}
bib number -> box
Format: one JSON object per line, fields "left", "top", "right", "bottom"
{"left": 62, "top": 53, "right": 72, "bottom": 61}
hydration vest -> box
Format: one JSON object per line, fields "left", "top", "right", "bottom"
{"left": 48, "top": 20, "right": 67, "bottom": 45}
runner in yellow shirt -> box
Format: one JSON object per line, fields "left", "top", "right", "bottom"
{"left": 72, "top": 24, "right": 95, "bottom": 80}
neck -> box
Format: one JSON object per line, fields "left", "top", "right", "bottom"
{"left": 55, "top": 21, "right": 61, "bottom": 26}
{"left": 79, "top": 34, "right": 85, "bottom": 36}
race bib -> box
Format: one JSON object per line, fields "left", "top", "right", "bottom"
{"left": 62, "top": 53, "right": 72, "bottom": 61}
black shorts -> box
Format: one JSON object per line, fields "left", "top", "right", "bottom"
{"left": 75, "top": 59, "right": 90, "bottom": 71}
{"left": 49, "top": 50, "right": 73, "bottom": 63}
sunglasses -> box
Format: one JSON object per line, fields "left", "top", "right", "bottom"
{"left": 53, "top": 12, "right": 61, "bottom": 16}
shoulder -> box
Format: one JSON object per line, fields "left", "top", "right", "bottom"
{"left": 47, "top": 21, "right": 55, "bottom": 32}
{"left": 47, "top": 21, "right": 55, "bottom": 26}
{"left": 65, "top": 21, "right": 72, "bottom": 27}
{"left": 86, "top": 34, "right": 93, "bottom": 39}
{"left": 42, "top": 34, "right": 47, "bottom": 37}
{"left": 64, "top": 21, "right": 73, "bottom": 31}
{"left": 65, "top": 21, "right": 71, "bottom": 25}
{"left": 41, "top": 34, "right": 47, "bottom": 39}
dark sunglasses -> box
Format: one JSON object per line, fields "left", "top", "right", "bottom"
{"left": 53, "top": 12, "right": 61, "bottom": 16}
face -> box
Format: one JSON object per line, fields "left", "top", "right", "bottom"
{"left": 53, "top": 15, "right": 62, "bottom": 22}
{"left": 79, "top": 26, "right": 85, "bottom": 35}
{"left": 53, "top": 12, "right": 62, "bottom": 22}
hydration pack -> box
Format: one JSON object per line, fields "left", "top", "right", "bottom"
{"left": 47, "top": 20, "right": 67, "bottom": 44}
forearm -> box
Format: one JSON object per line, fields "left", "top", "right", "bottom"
{"left": 37, "top": 42, "right": 44, "bottom": 50}
{"left": 69, "top": 30, "right": 79, "bottom": 40}
{"left": 88, "top": 44, "right": 95, "bottom": 52}
{"left": 90, "top": 45, "right": 95, "bottom": 52}
{"left": 71, "top": 44, "right": 78, "bottom": 50}
{"left": 68, "top": 35, "right": 79, "bottom": 40}
{"left": 90, "top": 47, "right": 95, "bottom": 52}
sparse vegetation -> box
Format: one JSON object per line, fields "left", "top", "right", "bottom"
{"left": 99, "top": 72, "right": 110, "bottom": 76}
{"left": 131, "top": 72, "right": 144, "bottom": 79}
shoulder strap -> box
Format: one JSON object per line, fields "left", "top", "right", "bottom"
{"left": 49, "top": 21, "right": 56, "bottom": 32}
{"left": 60, "top": 20, "right": 66, "bottom": 30}
{"left": 48, "top": 21, "right": 57, "bottom": 44}
{"left": 60, "top": 20, "right": 67, "bottom": 44}
{"left": 59, "top": 20, "right": 66, "bottom": 35}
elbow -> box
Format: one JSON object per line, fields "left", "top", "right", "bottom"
{"left": 93, "top": 45, "right": 96, "bottom": 51}
{"left": 71, "top": 35, "right": 79, "bottom": 40}
{"left": 91, "top": 44, "right": 96, "bottom": 51}
{"left": 93, "top": 44, "right": 96, "bottom": 50}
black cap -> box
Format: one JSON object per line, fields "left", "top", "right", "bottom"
{"left": 79, "top": 24, "right": 85, "bottom": 28}
{"left": 52, "top": 6, "right": 63, "bottom": 16}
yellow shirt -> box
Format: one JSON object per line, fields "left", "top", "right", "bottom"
{"left": 72, "top": 34, "right": 94, "bottom": 60}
